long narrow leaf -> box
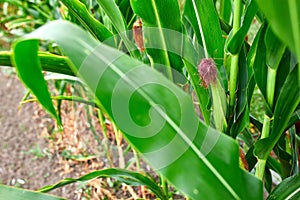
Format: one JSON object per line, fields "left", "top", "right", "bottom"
{"left": 226, "top": 0, "right": 258, "bottom": 54}
{"left": 96, "top": 0, "right": 139, "bottom": 57}
{"left": 254, "top": 65, "right": 300, "bottom": 159}
{"left": 0, "top": 51, "right": 74, "bottom": 75}
{"left": 184, "top": 0, "right": 227, "bottom": 89}
{"left": 38, "top": 168, "right": 166, "bottom": 199}
{"left": 219, "top": 0, "right": 231, "bottom": 24}
{"left": 256, "top": 0, "right": 300, "bottom": 61}
{"left": 60, "top": 0, "right": 113, "bottom": 42}
{"left": 96, "top": 0, "right": 127, "bottom": 33}
{"left": 130, "top": 0, "right": 184, "bottom": 72}
{"left": 0, "top": 185, "right": 65, "bottom": 200}
{"left": 267, "top": 173, "right": 300, "bottom": 200}
{"left": 12, "top": 40, "right": 61, "bottom": 125}
{"left": 13, "top": 20, "right": 262, "bottom": 200}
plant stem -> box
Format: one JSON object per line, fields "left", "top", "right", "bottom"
{"left": 266, "top": 67, "right": 277, "bottom": 109}
{"left": 161, "top": 177, "right": 169, "bottom": 199}
{"left": 229, "top": 55, "right": 239, "bottom": 112}
{"left": 255, "top": 114, "right": 271, "bottom": 179}
{"left": 229, "top": 0, "right": 243, "bottom": 115}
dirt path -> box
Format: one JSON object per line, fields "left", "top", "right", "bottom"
{"left": 0, "top": 70, "right": 78, "bottom": 199}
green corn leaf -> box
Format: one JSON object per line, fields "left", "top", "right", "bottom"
{"left": 256, "top": 0, "right": 300, "bottom": 62}
{"left": 229, "top": 47, "right": 250, "bottom": 138}
{"left": 250, "top": 23, "right": 289, "bottom": 113}
{"left": 226, "top": 0, "right": 258, "bottom": 54}
{"left": 219, "top": 0, "right": 231, "bottom": 24}
{"left": 117, "top": 0, "right": 134, "bottom": 25}
{"left": 136, "top": 27, "right": 211, "bottom": 124}
{"left": 0, "top": 51, "right": 74, "bottom": 76}
{"left": 60, "top": 0, "right": 113, "bottom": 42}
{"left": 12, "top": 20, "right": 263, "bottom": 200}
{"left": 254, "top": 65, "right": 300, "bottom": 159}
{"left": 265, "top": 27, "right": 286, "bottom": 70}
{"left": 289, "top": 126, "right": 299, "bottom": 175}
{"left": 287, "top": 108, "right": 300, "bottom": 131}
{"left": 273, "top": 50, "right": 292, "bottom": 105}
{"left": 12, "top": 40, "right": 62, "bottom": 126}
{"left": 267, "top": 173, "right": 300, "bottom": 200}
{"left": 250, "top": 22, "right": 296, "bottom": 146}
{"left": 184, "top": 0, "right": 227, "bottom": 90}
{"left": 96, "top": 0, "right": 128, "bottom": 33}
{"left": 38, "top": 168, "right": 166, "bottom": 199}
{"left": 130, "top": 0, "right": 184, "bottom": 73}
{"left": 0, "top": 185, "right": 65, "bottom": 200}
{"left": 184, "top": 60, "right": 211, "bottom": 124}
{"left": 5, "top": 18, "right": 43, "bottom": 30}
{"left": 0, "top": 51, "right": 17, "bottom": 67}
{"left": 22, "top": 95, "right": 97, "bottom": 109}
{"left": 96, "top": 0, "right": 139, "bottom": 56}
{"left": 264, "top": 167, "right": 272, "bottom": 193}
{"left": 130, "top": 0, "right": 181, "bottom": 30}
{"left": 249, "top": 23, "right": 270, "bottom": 112}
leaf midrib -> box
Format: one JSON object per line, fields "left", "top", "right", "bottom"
{"left": 91, "top": 44, "right": 241, "bottom": 200}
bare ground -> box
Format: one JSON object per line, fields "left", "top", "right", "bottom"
{"left": 0, "top": 69, "right": 83, "bottom": 199}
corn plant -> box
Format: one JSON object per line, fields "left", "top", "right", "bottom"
{"left": 0, "top": 0, "right": 299, "bottom": 199}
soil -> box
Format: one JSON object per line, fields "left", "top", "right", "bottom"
{"left": 0, "top": 69, "right": 80, "bottom": 199}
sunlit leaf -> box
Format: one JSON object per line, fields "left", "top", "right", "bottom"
{"left": 13, "top": 20, "right": 263, "bottom": 200}
{"left": 226, "top": 0, "right": 258, "bottom": 54}
{"left": 130, "top": 0, "right": 184, "bottom": 72}
{"left": 96, "top": 0, "right": 139, "bottom": 56}
{"left": 256, "top": 0, "right": 300, "bottom": 61}
{"left": 12, "top": 40, "right": 62, "bottom": 125}
{"left": 38, "top": 168, "right": 167, "bottom": 199}
{"left": 0, "top": 51, "right": 74, "bottom": 76}
{"left": 0, "top": 185, "right": 65, "bottom": 200}
{"left": 184, "top": 0, "right": 227, "bottom": 88}
{"left": 60, "top": 0, "right": 113, "bottom": 42}
{"left": 267, "top": 173, "right": 300, "bottom": 200}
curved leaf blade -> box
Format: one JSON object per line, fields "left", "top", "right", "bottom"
{"left": 60, "top": 0, "right": 113, "bottom": 42}
{"left": 219, "top": 0, "right": 231, "bottom": 24}
{"left": 96, "top": 0, "right": 128, "bottom": 33}
{"left": 265, "top": 27, "right": 286, "bottom": 70}
{"left": 226, "top": 0, "right": 258, "bottom": 54}
{"left": 0, "top": 185, "right": 65, "bottom": 200}
{"left": 256, "top": 0, "right": 300, "bottom": 61}
{"left": 38, "top": 168, "right": 167, "bottom": 199}
{"left": 130, "top": 0, "right": 184, "bottom": 72}
{"left": 95, "top": 0, "right": 139, "bottom": 56}
{"left": 13, "top": 21, "right": 263, "bottom": 200}
{"left": 254, "top": 65, "right": 300, "bottom": 159}
{"left": 12, "top": 40, "right": 61, "bottom": 125}
{"left": 0, "top": 51, "right": 74, "bottom": 75}
{"left": 184, "top": 0, "right": 227, "bottom": 89}
{"left": 267, "top": 173, "right": 300, "bottom": 200}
